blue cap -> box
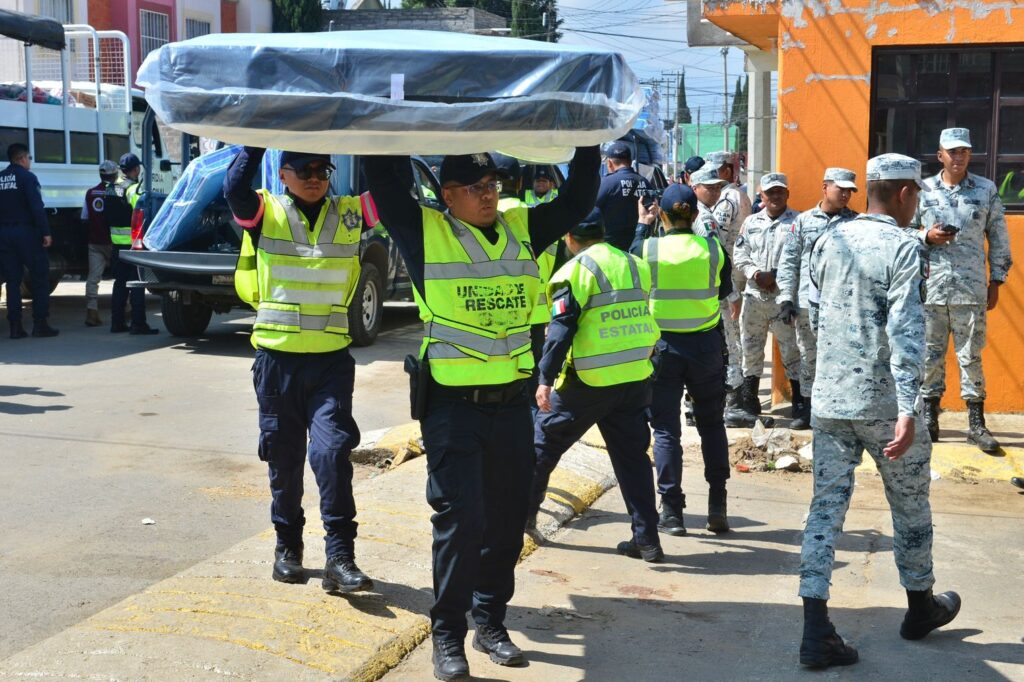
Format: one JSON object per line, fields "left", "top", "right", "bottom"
{"left": 119, "top": 153, "right": 141, "bottom": 172}
{"left": 660, "top": 183, "right": 698, "bottom": 214}
{"left": 569, "top": 208, "right": 605, "bottom": 239}
{"left": 684, "top": 156, "right": 705, "bottom": 174}
{"left": 532, "top": 166, "right": 555, "bottom": 181}
{"left": 280, "top": 151, "right": 333, "bottom": 170}
{"left": 441, "top": 152, "right": 499, "bottom": 186}
{"left": 604, "top": 140, "right": 632, "bottom": 161}
{"left": 489, "top": 152, "right": 521, "bottom": 182}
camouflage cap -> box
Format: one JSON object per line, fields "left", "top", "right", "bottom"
{"left": 704, "top": 151, "right": 736, "bottom": 168}
{"left": 98, "top": 159, "right": 119, "bottom": 175}
{"left": 866, "top": 153, "right": 924, "bottom": 189}
{"left": 759, "top": 172, "right": 788, "bottom": 190}
{"left": 690, "top": 165, "right": 727, "bottom": 186}
{"left": 823, "top": 167, "right": 858, "bottom": 191}
{"left": 939, "top": 127, "right": 972, "bottom": 150}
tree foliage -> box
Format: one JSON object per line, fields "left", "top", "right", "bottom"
{"left": 272, "top": 0, "right": 322, "bottom": 33}
{"left": 676, "top": 72, "right": 691, "bottom": 125}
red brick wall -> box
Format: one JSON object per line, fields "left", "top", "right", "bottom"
{"left": 221, "top": 0, "right": 237, "bottom": 33}
{"left": 87, "top": 0, "right": 113, "bottom": 29}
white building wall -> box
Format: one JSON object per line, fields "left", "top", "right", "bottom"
{"left": 177, "top": 0, "right": 221, "bottom": 39}
{"left": 237, "top": 0, "right": 271, "bottom": 33}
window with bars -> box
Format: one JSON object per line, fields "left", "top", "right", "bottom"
{"left": 870, "top": 46, "right": 1024, "bottom": 212}
{"left": 185, "top": 18, "right": 211, "bottom": 40}
{"left": 38, "top": 0, "right": 72, "bottom": 23}
{"left": 140, "top": 9, "right": 170, "bottom": 60}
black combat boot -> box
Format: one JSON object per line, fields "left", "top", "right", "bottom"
{"left": 966, "top": 401, "right": 1000, "bottom": 453}
{"left": 792, "top": 396, "right": 812, "bottom": 431}
{"left": 271, "top": 546, "right": 305, "bottom": 584}
{"left": 742, "top": 375, "right": 761, "bottom": 415}
{"left": 790, "top": 379, "right": 803, "bottom": 419}
{"left": 923, "top": 397, "right": 941, "bottom": 443}
{"left": 9, "top": 320, "right": 27, "bottom": 339}
{"left": 657, "top": 500, "right": 687, "bottom": 537}
{"left": 31, "top": 319, "right": 59, "bottom": 337}
{"left": 472, "top": 624, "right": 525, "bottom": 666}
{"left": 724, "top": 387, "right": 755, "bottom": 428}
{"left": 800, "top": 597, "right": 859, "bottom": 668}
{"left": 322, "top": 555, "right": 373, "bottom": 593}
{"left": 616, "top": 538, "right": 664, "bottom": 562}
{"left": 432, "top": 637, "right": 470, "bottom": 681}
{"left": 900, "top": 588, "right": 961, "bottom": 640}
{"left": 706, "top": 487, "right": 729, "bottom": 533}
{"left": 129, "top": 322, "right": 159, "bottom": 335}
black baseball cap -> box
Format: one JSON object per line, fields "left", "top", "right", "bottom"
{"left": 489, "top": 152, "right": 521, "bottom": 183}
{"left": 684, "top": 156, "right": 705, "bottom": 174}
{"left": 604, "top": 141, "right": 632, "bottom": 161}
{"left": 441, "top": 152, "right": 505, "bottom": 186}
{"left": 533, "top": 166, "right": 555, "bottom": 181}
{"left": 119, "top": 153, "right": 142, "bottom": 172}
{"left": 569, "top": 208, "right": 605, "bottom": 240}
{"left": 280, "top": 151, "right": 333, "bottom": 170}
{"left": 660, "top": 183, "right": 698, "bottom": 214}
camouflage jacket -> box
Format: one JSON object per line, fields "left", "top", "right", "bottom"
{"left": 694, "top": 202, "right": 721, "bottom": 239}
{"left": 810, "top": 213, "right": 926, "bottom": 419}
{"left": 910, "top": 172, "right": 1012, "bottom": 305}
{"left": 777, "top": 204, "right": 859, "bottom": 309}
{"left": 711, "top": 182, "right": 752, "bottom": 258}
{"left": 733, "top": 207, "right": 800, "bottom": 301}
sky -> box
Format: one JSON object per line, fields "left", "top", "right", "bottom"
{"left": 557, "top": 0, "right": 748, "bottom": 123}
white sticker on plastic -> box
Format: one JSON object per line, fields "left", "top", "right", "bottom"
{"left": 390, "top": 73, "right": 405, "bottom": 101}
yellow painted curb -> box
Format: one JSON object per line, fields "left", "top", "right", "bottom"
{"left": 856, "top": 443, "right": 1024, "bottom": 481}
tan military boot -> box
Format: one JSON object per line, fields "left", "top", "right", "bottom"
{"left": 85, "top": 309, "right": 103, "bottom": 327}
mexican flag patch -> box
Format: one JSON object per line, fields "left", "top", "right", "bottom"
{"left": 552, "top": 298, "right": 568, "bottom": 316}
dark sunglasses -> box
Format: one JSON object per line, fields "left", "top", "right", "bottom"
{"left": 283, "top": 165, "right": 333, "bottom": 181}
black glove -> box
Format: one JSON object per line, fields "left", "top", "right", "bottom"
{"left": 780, "top": 300, "right": 798, "bottom": 326}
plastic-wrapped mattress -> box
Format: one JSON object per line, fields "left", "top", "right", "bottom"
{"left": 137, "top": 30, "right": 643, "bottom": 161}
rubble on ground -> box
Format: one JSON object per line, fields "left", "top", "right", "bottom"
{"left": 729, "top": 421, "right": 813, "bottom": 473}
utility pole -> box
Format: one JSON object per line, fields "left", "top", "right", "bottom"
{"left": 721, "top": 47, "right": 729, "bottom": 152}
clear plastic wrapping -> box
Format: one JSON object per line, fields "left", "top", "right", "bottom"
{"left": 137, "top": 30, "right": 643, "bottom": 161}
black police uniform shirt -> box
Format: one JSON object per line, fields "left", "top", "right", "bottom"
{"left": 595, "top": 167, "right": 652, "bottom": 251}
{"left": 0, "top": 163, "right": 49, "bottom": 233}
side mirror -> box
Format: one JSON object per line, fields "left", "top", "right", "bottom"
{"left": 159, "top": 159, "right": 172, "bottom": 172}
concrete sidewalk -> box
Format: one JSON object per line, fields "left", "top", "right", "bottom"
{"left": 0, "top": 427, "right": 617, "bottom": 682}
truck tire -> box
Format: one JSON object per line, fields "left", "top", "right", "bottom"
{"left": 161, "top": 294, "right": 213, "bottom": 337}
{"left": 348, "top": 262, "right": 384, "bottom": 347}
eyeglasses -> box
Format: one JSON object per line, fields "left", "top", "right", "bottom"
{"left": 454, "top": 180, "right": 501, "bottom": 197}
{"left": 283, "top": 165, "right": 333, "bottom": 181}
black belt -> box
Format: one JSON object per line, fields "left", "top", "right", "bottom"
{"left": 433, "top": 379, "right": 527, "bottom": 405}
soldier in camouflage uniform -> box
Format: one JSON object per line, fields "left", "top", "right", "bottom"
{"left": 732, "top": 173, "right": 801, "bottom": 423}
{"left": 910, "top": 128, "right": 1012, "bottom": 453}
{"left": 777, "top": 168, "right": 860, "bottom": 429}
{"left": 798, "top": 154, "right": 960, "bottom": 670}
{"left": 691, "top": 165, "right": 747, "bottom": 427}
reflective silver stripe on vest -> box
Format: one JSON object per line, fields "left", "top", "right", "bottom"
{"left": 645, "top": 236, "right": 719, "bottom": 299}
{"left": 443, "top": 213, "right": 523, "bottom": 263}
{"left": 704, "top": 235, "right": 720, "bottom": 289}
{"left": 645, "top": 238, "right": 660, "bottom": 289}
{"left": 277, "top": 194, "right": 341, "bottom": 246}
{"left": 109, "top": 227, "right": 131, "bottom": 236}
{"left": 655, "top": 312, "right": 721, "bottom": 330}
{"left": 427, "top": 321, "right": 531, "bottom": 357}
{"left": 269, "top": 286, "right": 344, "bottom": 305}
{"left": 255, "top": 307, "right": 348, "bottom": 331}
{"left": 573, "top": 346, "right": 651, "bottom": 371}
{"left": 623, "top": 250, "right": 642, "bottom": 289}
{"left": 258, "top": 235, "right": 358, "bottom": 259}
{"left": 495, "top": 215, "right": 522, "bottom": 261}
{"left": 575, "top": 253, "right": 612, "bottom": 293}
{"left": 585, "top": 289, "right": 647, "bottom": 309}
{"left": 272, "top": 264, "right": 351, "bottom": 284}
{"left": 649, "top": 287, "right": 717, "bottom": 301}
{"left": 536, "top": 292, "right": 547, "bottom": 305}
{"left": 423, "top": 260, "right": 539, "bottom": 280}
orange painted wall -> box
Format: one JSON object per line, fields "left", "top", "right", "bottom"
{"left": 717, "top": 0, "right": 1024, "bottom": 412}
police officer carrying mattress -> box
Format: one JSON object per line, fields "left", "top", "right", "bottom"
{"left": 364, "top": 147, "right": 599, "bottom": 682}
{"left": 632, "top": 184, "right": 735, "bottom": 536}
{"left": 776, "top": 167, "right": 859, "bottom": 429}
{"left": 910, "top": 127, "right": 1012, "bottom": 452}
{"left": 224, "top": 146, "right": 377, "bottom": 595}
{"left": 0, "top": 143, "right": 58, "bottom": 338}
{"left": 799, "top": 154, "right": 960, "bottom": 668}
{"left": 526, "top": 208, "right": 662, "bottom": 562}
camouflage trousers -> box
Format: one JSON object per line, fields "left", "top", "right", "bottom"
{"left": 738, "top": 295, "right": 800, "bottom": 380}
{"left": 720, "top": 298, "right": 743, "bottom": 389}
{"left": 921, "top": 304, "right": 987, "bottom": 401}
{"left": 794, "top": 308, "right": 817, "bottom": 398}
{"left": 799, "top": 417, "right": 935, "bottom": 600}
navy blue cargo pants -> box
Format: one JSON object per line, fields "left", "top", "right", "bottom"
{"left": 253, "top": 347, "right": 361, "bottom": 559}
{"left": 648, "top": 330, "right": 730, "bottom": 512}
{"left": 531, "top": 378, "right": 660, "bottom": 546}
{"left": 110, "top": 246, "right": 147, "bottom": 329}
{"left": 420, "top": 382, "right": 534, "bottom": 643}
{"left": 0, "top": 224, "right": 50, "bottom": 323}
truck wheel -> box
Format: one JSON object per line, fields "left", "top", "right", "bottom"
{"left": 161, "top": 294, "right": 213, "bottom": 337}
{"left": 348, "top": 262, "right": 384, "bottom": 347}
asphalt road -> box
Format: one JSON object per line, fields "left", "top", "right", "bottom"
{"left": 0, "top": 281, "right": 421, "bottom": 659}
